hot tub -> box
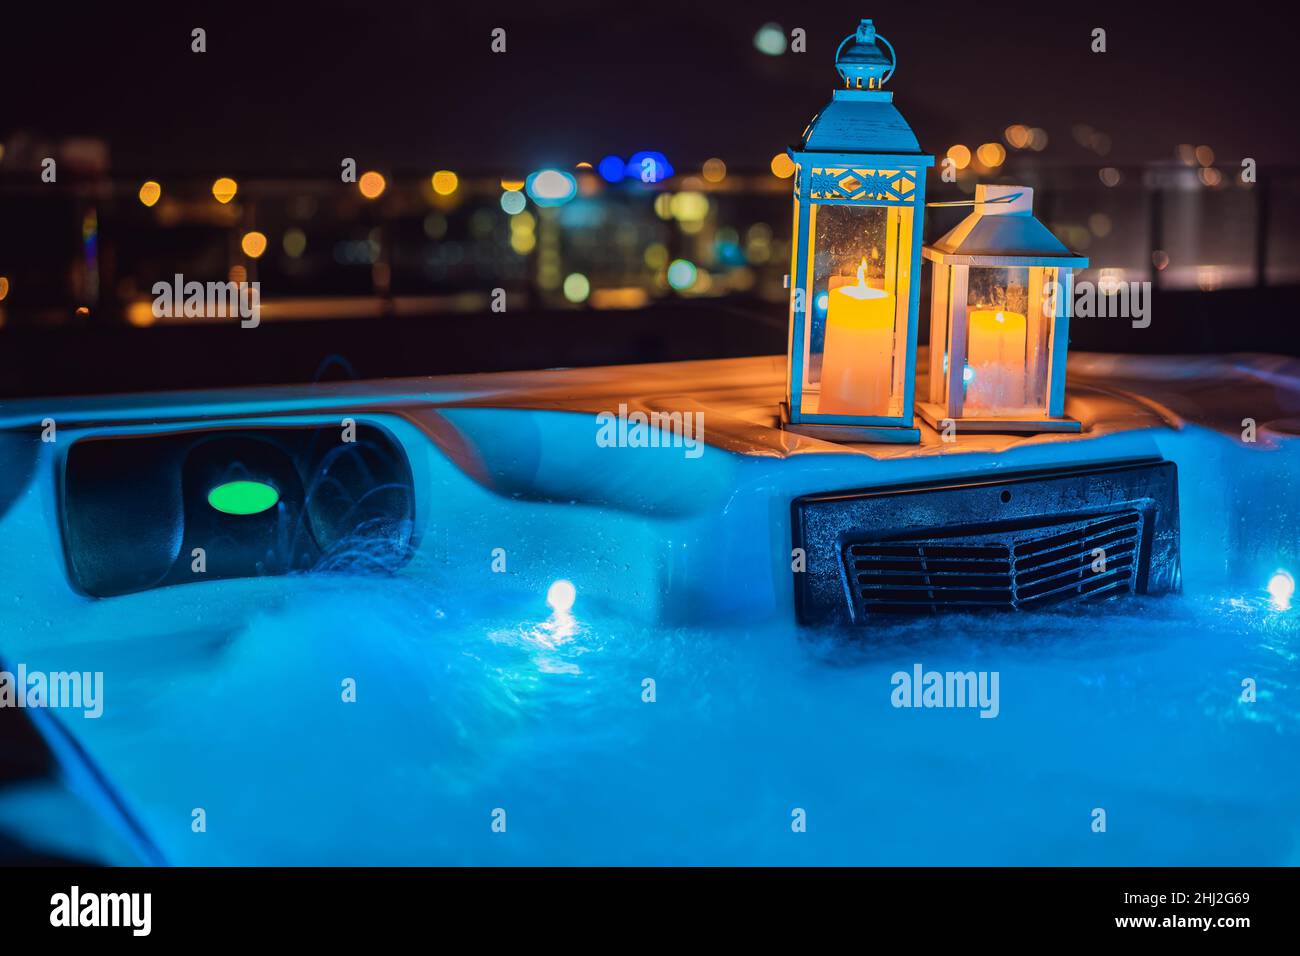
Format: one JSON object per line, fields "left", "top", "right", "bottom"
{"left": 1, "top": 352, "right": 1297, "bottom": 865}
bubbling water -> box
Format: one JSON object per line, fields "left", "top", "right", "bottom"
{"left": 11, "top": 570, "right": 1294, "bottom": 866}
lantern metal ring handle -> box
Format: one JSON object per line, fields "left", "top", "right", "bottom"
{"left": 834, "top": 20, "right": 896, "bottom": 88}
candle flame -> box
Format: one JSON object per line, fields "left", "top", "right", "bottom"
{"left": 995, "top": 311, "right": 1005, "bottom": 323}
{"left": 857, "top": 257, "right": 867, "bottom": 289}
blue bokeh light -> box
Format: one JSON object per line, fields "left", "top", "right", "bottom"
{"left": 625, "top": 151, "right": 674, "bottom": 184}
{"left": 597, "top": 155, "right": 625, "bottom": 184}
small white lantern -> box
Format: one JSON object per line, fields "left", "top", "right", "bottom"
{"left": 919, "top": 184, "right": 1088, "bottom": 433}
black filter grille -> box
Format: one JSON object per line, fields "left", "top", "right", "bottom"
{"left": 846, "top": 510, "right": 1144, "bottom": 614}
{"left": 793, "top": 460, "right": 1180, "bottom": 625}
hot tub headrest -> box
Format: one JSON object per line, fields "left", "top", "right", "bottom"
{"left": 60, "top": 423, "right": 415, "bottom": 598}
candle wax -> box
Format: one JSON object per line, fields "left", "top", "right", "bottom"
{"left": 965, "top": 308, "right": 1028, "bottom": 412}
{"left": 819, "top": 283, "right": 895, "bottom": 415}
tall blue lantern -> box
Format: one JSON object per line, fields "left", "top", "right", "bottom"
{"left": 780, "top": 18, "right": 933, "bottom": 444}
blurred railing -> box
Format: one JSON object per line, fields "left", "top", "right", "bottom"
{"left": 2, "top": 162, "right": 1296, "bottom": 331}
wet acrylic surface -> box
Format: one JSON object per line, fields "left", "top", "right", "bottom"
{"left": 4, "top": 571, "right": 1296, "bottom": 866}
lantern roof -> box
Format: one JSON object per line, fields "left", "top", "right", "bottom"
{"left": 797, "top": 20, "right": 928, "bottom": 158}
{"left": 800, "top": 90, "right": 923, "bottom": 155}
{"left": 923, "top": 185, "right": 1089, "bottom": 267}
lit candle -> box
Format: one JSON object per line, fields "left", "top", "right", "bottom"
{"left": 965, "top": 308, "right": 1028, "bottom": 411}
{"left": 819, "top": 259, "right": 895, "bottom": 415}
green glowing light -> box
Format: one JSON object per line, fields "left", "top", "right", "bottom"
{"left": 207, "top": 480, "right": 279, "bottom": 515}
{"left": 667, "top": 258, "right": 698, "bottom": 291}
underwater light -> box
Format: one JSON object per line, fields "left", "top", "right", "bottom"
{"left": 1268, "top": 570, "right": 1294, "bottom": 610}
{"left": 207, "top": 480, "right": 280, "bottom": 516}
{"left": 547, "top": 579, "right": 576, "bottom": 614}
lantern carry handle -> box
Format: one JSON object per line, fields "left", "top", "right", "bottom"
{"left": 835, "top": 21, "right": 896, "bottom": 87}
{"left": 925, "top": 191, "right": 1024, "bottom": 209}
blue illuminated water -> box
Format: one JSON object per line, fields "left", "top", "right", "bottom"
{"left": 9, "top": 572, "right": 1297, "bottom": 866}
{"left": 2, "top": 397, "right": 1299, "bottom": 865}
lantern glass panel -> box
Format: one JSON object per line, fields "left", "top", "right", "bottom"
{"left": 957, "top": 265, "right": 1056, "bottom": 416}
{"left": 799, "top": 202, "right": 913, "bottom": 418}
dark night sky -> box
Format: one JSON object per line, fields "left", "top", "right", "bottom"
{"left": 2, "top": 0, "right": 1295, "bottom": 174}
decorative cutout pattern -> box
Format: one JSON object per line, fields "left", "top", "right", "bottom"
{"left": 809, "top": 167, "right": 916, "bottom": 203}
